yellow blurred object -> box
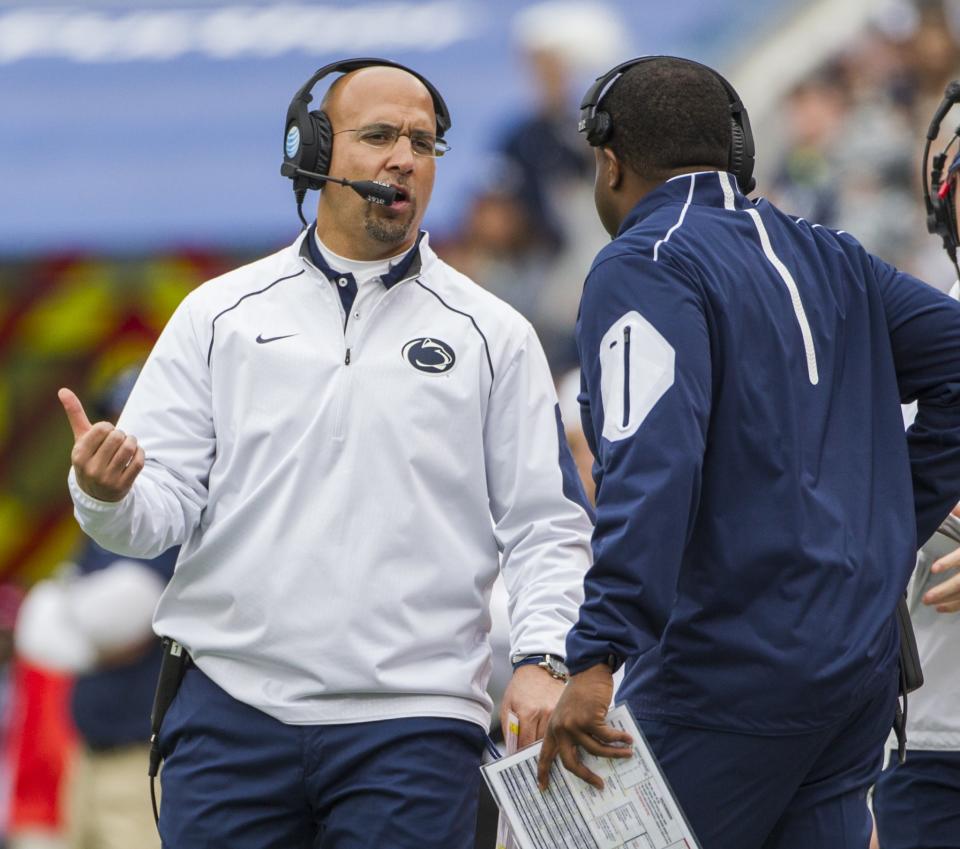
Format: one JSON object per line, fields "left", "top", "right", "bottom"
{"left": 15, "top": 264, "right": 117, "bottom": 354}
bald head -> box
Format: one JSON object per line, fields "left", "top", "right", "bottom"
{"left": 322, "top": 66, "right": 438, "bottom": 135}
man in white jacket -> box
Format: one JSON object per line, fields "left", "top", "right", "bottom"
{"left": 872, "top": 280, "right": 960, "bottom": 849}
{"left": 871, "top": 102, "right": 960, "bottom": 845}
{"left": 59, "top": 60, "right": 593, "bottom": 849}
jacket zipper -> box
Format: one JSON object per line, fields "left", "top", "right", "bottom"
{"left": 622, "top": 325, "right": 631, "bottom": 428}
{"left": 344, "top": 271, "right": 420, "bottom": 365}
{"left": 333, "top": 273, "right": 418, "bottom": 437}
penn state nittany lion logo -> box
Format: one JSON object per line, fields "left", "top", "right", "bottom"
{"left": 402, "top": 337, "right": 456, "bottom": 374}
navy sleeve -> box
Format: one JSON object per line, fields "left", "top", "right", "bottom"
{"left": 81, "top": 540, "right": 178, "bottom": 581}
{"left": 874, "top": 255, "right": 960, "bottom": 543}
{"left": 566, "top": 253, "right": 711, "bottom": 673}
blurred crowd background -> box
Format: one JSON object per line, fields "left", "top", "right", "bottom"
{"left": 2, "top": 0, "right": 960, "bottom": 845}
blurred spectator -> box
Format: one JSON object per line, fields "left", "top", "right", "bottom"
{"left": 769, "top": 72, "right": 848, "bottom": 226}
{"left": 767, "top": 1, "right": 960, "bottom": 289}
{"left": 14, "top": 367, "right": 174, "bottom": 849}
{"left": 498, "top": 17, "right": 592, "bottom": 254}
{"left": 436, "top": 1, "right": 627, "bottom": 372}
{"left": 438, "top": 173, "right": 548, "bottom": 322}
{"left": 500, "top": 2, "right": 628, "bottom": 369}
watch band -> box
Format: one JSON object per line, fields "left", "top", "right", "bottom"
{"left": 511, "top": 653, "right": 569, "bottom": 681}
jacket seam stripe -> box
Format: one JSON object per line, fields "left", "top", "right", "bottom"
{"left": 206, "top": 270, "right": 306, "bottom": 366}
{"left": 414, "top": 281, "right": 495, "bottom": 383}
{"left": 653, "top": 172, "right": 696, "bottom": 261}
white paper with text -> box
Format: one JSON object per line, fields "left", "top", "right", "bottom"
{"left": 481, "top": 704, "right": 700, "bottom": 849}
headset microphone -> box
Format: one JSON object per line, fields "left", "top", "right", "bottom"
{"left": 285, "top": 167, "right": 399, "bottom": 205}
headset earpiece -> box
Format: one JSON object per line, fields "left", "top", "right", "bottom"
{"left": 728, "top": 98, "right": 756, "bottom": 194}
{"left": 588, "top": 111, "right": 613, "bottom": 147}
{"left": 930, "top": 173, "right": 959, "bottom": 257}
{"left": 309, "top": 110, "right": 334, "bottom": 181}
{"left": 593, "top": 109, "right": 613, "bottom": 147}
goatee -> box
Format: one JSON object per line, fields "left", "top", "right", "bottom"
{"left": 364, "top": 207, "right": 413, "bottom": 245}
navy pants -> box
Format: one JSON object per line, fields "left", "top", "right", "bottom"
{"left": 634, "top": 674, "right": 898, "bottom": 849}
{"left": 873, "top": 749, "right": 960, "bottom": 849}
{"left": 158, "top": 666, "right": 486, "bottom": 849}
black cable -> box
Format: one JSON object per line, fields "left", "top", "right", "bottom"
{"left": 296, "top": 188, "right": 308, "bottom": 230}
{"left": 147, "top": 638, "right": 190, "bottom": 833}
{"left": 151, "top": 772, "right": 160, "bottom": 825}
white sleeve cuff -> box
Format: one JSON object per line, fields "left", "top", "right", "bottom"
{"left": 68, "top": 467, "right": 130, "bottom": 514}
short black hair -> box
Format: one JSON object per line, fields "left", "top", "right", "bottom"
{"left": 602, "top": 57, "right": 733, "bottom": 179}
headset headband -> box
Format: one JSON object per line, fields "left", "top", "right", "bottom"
{"left": 578, "top": 55, "right": 756, "bottom": 194}
{"left": 922, "top": 80, "right": 960, "bottom": 268}
{"left": 290, "top": 57, "right": 451, "bottom": 138}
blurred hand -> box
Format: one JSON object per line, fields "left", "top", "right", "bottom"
{"left": 500, "top": 664, "right": 566, "bottom": 750}
{"left": 923, "top": 543, "right": 960, "bottom": 613}
{"left": 59, "top": 387, "right": 143, "bottom": 502}
{"left": 537, "top": 663, "right": 633, "bottom": 791}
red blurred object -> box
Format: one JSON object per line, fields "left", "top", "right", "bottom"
{"left": 7, "top": 660, "right": 76, "bottom": 831}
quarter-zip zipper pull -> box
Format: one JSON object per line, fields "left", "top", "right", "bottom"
{"left": 345, "top": 348, "right": 351, "bottom": 365}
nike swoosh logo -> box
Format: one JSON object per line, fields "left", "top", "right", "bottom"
{"left": 256, "top": 333, "right": 298, "bottom": 344}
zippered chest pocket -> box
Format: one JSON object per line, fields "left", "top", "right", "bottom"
{"left": 598, "top": 310, "right": 675, "bottom": 442}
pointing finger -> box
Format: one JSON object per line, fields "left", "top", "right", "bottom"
{"left": 537, "top": 734, "right": 559, "bottom": 789}
{"left": 58, "top": 388, "right": 92, "bottom": 441}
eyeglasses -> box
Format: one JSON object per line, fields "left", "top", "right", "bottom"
{"left": 333, "top": 123, "right": 451, "bottom": 158}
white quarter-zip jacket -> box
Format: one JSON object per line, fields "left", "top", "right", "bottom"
{"left": 68, "top": 229, "right": 593, "bottom": 729}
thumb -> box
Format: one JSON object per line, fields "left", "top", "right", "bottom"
{"left": 58, "top": 387, "right": 93, "bottom": 440}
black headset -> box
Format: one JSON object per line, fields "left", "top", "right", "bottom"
{"left": 923, "top": 80, "right": 960, "bottom": 267}
{"left": 578, "top": 56, "right": 757, "bottom": 195}
{"left": 280, "top": 57, "right": 452, "bottom": 193}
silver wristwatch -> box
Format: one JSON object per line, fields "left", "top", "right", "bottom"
{"left": 510, "top": 652, "right": 569, "bottom": 682}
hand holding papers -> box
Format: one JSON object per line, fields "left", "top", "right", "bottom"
{"left": 539, "top": 662, "right": 633, "bottom": 790}
{"left": 482, "top": 704, "right": 700, "bottom": 849}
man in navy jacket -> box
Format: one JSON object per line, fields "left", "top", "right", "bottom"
{"left": 539, "top": 56, "right": 960, "bottom": 849}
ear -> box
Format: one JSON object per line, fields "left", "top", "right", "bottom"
{"left": 600, "top": 147, "right": 623, "bottom": 190}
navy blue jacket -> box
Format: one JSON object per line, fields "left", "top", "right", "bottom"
{"left": 566, "top": 171, "right": 960, "bottom": 733}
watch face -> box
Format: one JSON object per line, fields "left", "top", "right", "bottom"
{"left": 540, "top": 656, "right": 569, "bottom": 680}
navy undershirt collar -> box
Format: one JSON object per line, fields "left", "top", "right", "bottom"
{"left": 302, "top": 225, "right": 425, "bottom": 289}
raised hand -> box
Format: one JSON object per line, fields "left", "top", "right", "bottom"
{"left": 59, "top": 387, "right": 144, "bottom": 502}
